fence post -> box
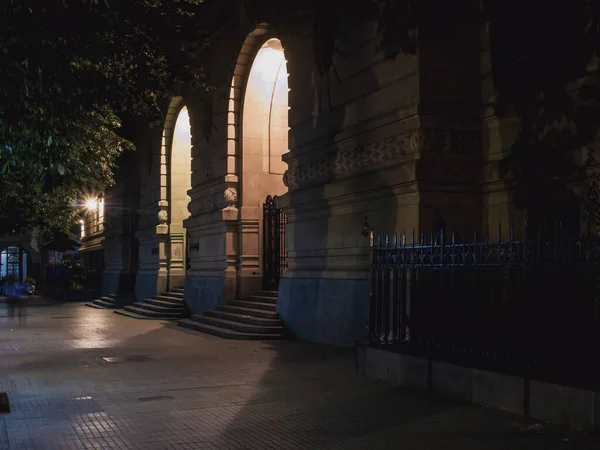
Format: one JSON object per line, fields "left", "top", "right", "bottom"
{"left": 362, "top": 217, "right": 374, "bottom": 343}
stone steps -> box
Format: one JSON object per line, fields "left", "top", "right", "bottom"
{"left": 179, "top": 320, "right": 285, "bottom": 340}
{"left": 205, "top": 309, "right": 282, "bottom": 327}
{"left": 189, "top": 314, "right": 284, "bottom": 334}
{"left": 114, "top": 289, "right": 185, "bottom": 320}
{"left": 145, "top": 297, "right": 184, "bottom": 308}
{"left": 85, "top": 294, "right": 130, "bottom": 310}
{"left": 151, "top": 295, "right": 184, "bottom": 304}
{"left": 229, "top": 300, "right": 276, "bottom": 311}
{"left": 218, "top": 304, "right": 279, "bottom": 320}
{"left": 177, "top": 290, "right": 288, "bottom": 340}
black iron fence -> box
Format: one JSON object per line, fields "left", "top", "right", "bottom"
{"left": 369, "top": 224, "right": 600, "bottom": 390}
{"left": 263, "top": 195, "right": 288, "bottom": 290}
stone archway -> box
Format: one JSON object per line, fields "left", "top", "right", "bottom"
{"left": 230, "top": 28, "right": 289, "bottom": 296}
{"left": 135, "top": 97, "right": 193, "bottom": 300}
{"left": 166, "top": 105, "right": 192, "bottom": 289}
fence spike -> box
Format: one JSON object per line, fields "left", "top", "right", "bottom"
{"left": 377, "top": 234, "right": 381, "bottom": 249}
{"left": 452, "top": 228, "right": 456, "bottom": 245}
{"left": 393, "top": 232, "right": 398, "bottom": 248}
{"left": 385, "top": 232, "right": 389, "bottom": 248}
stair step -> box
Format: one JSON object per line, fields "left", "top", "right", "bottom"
{"left": 205, "top": 309, "right": 282, "bottom": 327}
{"left": 107, "top": 294, "right": 120, "bottom": 299}
{"left": 122, "top": 305, "right": 182, "bottom": 318}
{"left": 178, "top": 319, "right": 284, "bottom": 340}
{"left": 151, "top": 295, "right": 184, "bottom": 304}
{"left": 134, "top": 302, "right": 184, "bottom": 314}
{"left": 244, "top": 295, "right": 277, "bottom": 305}
{"left": 257, "top": 291, "right": 278, "bottom": 298}
{"left": 230, "top": 300, "right": 276, "bottom": 311}
{"left": 145, "top": 298, "right": 185, "bottom": 308}
{"left": 162, "top": 292, "right": 183, "bottom": 299}
{"left": 114, "top": 309, "right": 171, "bottom": 320}
{"left": 218, "top": 305, "right": 279, "bottom": 319}
{"left": 85, "top": 303, "right": 104, "bottom": 309}
{"left": 171, "top": 288, "right": 185, "bottom": 294}
{"left": 92, "top": 299, "right": 120, "bottom": 309}
{"left": 100, "top": 297, "right": 118, "bottom": 304}
{"left": 189, "top": 314, "right": 284, "bottom": 334}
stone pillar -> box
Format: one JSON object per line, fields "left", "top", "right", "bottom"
{"left": 135, "top": 225, "right": 169, "bottom": 301}
{"left": 238, "top": 214, "right": 260, "bottom": 297}
{"left": 102, "top": 235, "right": 137, "bottom": 295}
{"left": 168, "top": 231, "right": 186, "bottom": 289}
{"left": 183, "top": 185, "right": 238, "bottom": 313}
{"left": 100, "top": 149, "right": 140, "bottom": 296}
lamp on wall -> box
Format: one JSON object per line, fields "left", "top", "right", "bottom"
{"left": 85, "top": 198, "right": 98, "bottom": 211}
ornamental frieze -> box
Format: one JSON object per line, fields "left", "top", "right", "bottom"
{"left": 283, "top": 128, "right": 478, "bottom": 190}
{"left": 188, "top": 188, "right": 238, "bottom": 216}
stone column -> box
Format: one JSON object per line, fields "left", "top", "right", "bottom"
{"left": 183, "top": 185, "right": 239, "bottom": 313}
{"left": 135, "top": 224, "right": 169, "bottom": 301}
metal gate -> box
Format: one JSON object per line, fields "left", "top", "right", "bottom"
{"left": 262, "top": 195, "right": 287, "bottom": 290}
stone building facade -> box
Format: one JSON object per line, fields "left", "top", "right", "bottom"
{"left": 81, "top": 3, "right": 521, "bottom": 346}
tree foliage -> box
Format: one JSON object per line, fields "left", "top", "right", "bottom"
{"left": 373, "top": 0, "right": 600, "bottom": 229}
{"left": 0, "top": 0, "right": 210, "bottom": 239}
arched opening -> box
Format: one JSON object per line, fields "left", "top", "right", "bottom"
{"left": 242, "top": 38, "right": 289, "bottom": 195}
{"left": 167, "top": 105, "right": 192, "bottom": 289}
{"left": 238, "top": 36, "right": 289, "bottom": 295}
{"left": 1, "top": 246, "right": 27, "bottom": 282}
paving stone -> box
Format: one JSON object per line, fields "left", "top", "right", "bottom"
{"left": 0, "top": 300, "right": 597, "bottom": 449}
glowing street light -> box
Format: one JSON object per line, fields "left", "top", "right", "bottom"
{"left": 86, "top": 198, "right": 98, "bottom": 211}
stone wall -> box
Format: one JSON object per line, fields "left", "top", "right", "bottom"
{"left": 275, "top": 16, "right": 482, "bottom": 345}
{"left": 479, "top": 27, "right": 525, "bottom": 236}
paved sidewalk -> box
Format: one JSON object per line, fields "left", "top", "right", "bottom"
{"left": 0, "top": 301, "right": 597, "bottom": 449}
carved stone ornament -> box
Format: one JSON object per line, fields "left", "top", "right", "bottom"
{"left": 283, "top": 128, "right": 478, "bottom": 191}
{"left": 158, "top": 209, "right": 168, "bottom": 224}
{"left": 188, "top": 188, "right": 238, "bottom": 216}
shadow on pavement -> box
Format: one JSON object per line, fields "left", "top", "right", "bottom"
{"left": 213, "top": 339, "right": 600, "bottom": 449}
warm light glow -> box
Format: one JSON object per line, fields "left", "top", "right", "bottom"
{"left": 174, "top": 107, "right": 191, "bottom": 142}
{"left": 242, "top": 37, "right": 289, "bottom": 177}
{"left": 252, "top": 47, "right": 286, "bottom": 78}
{"left": 247, "top": 39, "right": 286, "bottom": 103}
{"left": 86, "top": 198, "right": 98, "bottom": 211}
{"left": 98, "top": 198, "right": 104, "bottom": 219}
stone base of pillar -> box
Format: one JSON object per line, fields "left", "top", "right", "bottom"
{"left": 238, "top": 274, "right": 262, "bottom": 298}
{"left": 169, "top": 273, "right": 186, "bottom": 291}
{"left": 184, "top": 275, "right": 225, "bottom": 314}
{"left": 276, "top": 276, "right": 370, "bottom": 347}
{"left": 135, "top": 271, "right": 168, "bottom": 302}
{"left": 102, "top": 272, "right": 136, "bottom": 296}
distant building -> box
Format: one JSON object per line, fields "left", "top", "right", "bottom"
{"left": 0, "top": 230, "right": 42, "bottom": 284}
